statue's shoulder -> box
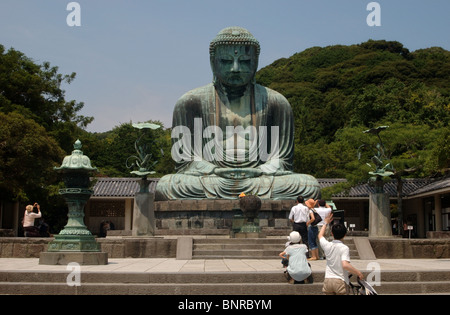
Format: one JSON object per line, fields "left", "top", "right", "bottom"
{"left": 256, "top": 84, "right": 291, "bottom": 108}
{"left": 177, "top": 83, "right": 214, "bottom": 104}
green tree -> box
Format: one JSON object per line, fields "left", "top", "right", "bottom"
{"left": 0, "top": 112, "right": 64, "bottom": 202}
{"left": 256, "top": 40, "right": 450, "bottom": 181}
{"left": 85, "top": 121, "right": 174, "bottom": 177}
{"left": 0, "top": 45, "right": 93, "bottom": 144}
{"left": 0, "top": 45, "right": 94, "bottom": 232}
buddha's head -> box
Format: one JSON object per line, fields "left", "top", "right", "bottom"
{"left": 209, "top": 26, "right": 260, "bottom": 88}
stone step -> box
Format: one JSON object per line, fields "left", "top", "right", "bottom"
{"left": 342, "top": 238, "right": 360, "bottom": 260}
{"left": 192, "top": 237, "right": 360, "bottom": 260}
{"left": 193, "top": 253, "right": 282, "bottom": 260}
{"left": 1, "top": 270, "right": 449, "bottom": 295}
{"left": 194, "top": 238, "right": 286, "bottom": 244}
{"left": 2, "top": 281, "right": 450, "bottom": 295}
{"left": 193, "top": 238, "right": 283, "bottom": 260}
{"left": 0, "top": 281, "right": 323, "bottom": 295}
{"left": 2, "top": 270, "right": 450, "bottom": 284}
{"left": 155, "top": 229, "right": 230, "bottom": 236}
{"left": 194, "top": 244, "right": 281, "bottom": 250}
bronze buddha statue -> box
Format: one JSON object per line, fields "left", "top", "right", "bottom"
{"left": 155, "top": 27, "right": 320, "bottom": 200}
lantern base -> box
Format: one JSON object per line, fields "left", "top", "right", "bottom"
{"left": 39, "top": 251, "right": 108, "bottom": 265}
{"left": 46, "top": 234, "right": 102, "bottom": 252}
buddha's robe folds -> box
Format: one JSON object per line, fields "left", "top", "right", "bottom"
{"left": 155, "top": 83, "right": 320, "bottom": 200}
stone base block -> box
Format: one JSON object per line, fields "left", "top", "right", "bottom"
{"left": 132, "top": 192, "right": 156, "bottom": 237}
{"left": 427, "top": 231, "right": 450, "bottom": 239}
{"left": 39, "top": 251, "right": 108, "bottom": 265}
{"left": 369, "top": 193, "right": 392, "bottom": 237}
{"left": 234, "top": 232, "right": 266, "bottom": 238}
{"left": 47, "top": 235, "right": 101, "bottom": 252}
{"left": 154, "top": 199, "right": 294, "bottom": 232}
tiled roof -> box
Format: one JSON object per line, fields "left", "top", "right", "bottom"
{"left": 317, "top": 178, "right": 347, "bottom": 189}
{"left": 408, "top": 176, "right": 450, "bottom": 196}
{"left": 334, "top": 178, "right": 431, "bottom": 198}
{"left": 92, "top": 177, "right": 159, "bottom": 198}
{"left": 90, "top": 176, "right": 449, "bottom": 199}
{"left": 321, "top": 177, "right": 448, "bottom": 198}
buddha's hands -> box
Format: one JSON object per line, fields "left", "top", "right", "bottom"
{"left": 258, "top": 159, "right": 292, "bottom": 176}
{"left": 180, "top": 161, "right": 216, "bottom": 176}
{"left": 214, "top": 168, "right": 262, "bottom": 179}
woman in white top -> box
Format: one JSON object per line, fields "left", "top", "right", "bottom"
{"left": 23, "top": 203, "right": 42, "bottom": 237}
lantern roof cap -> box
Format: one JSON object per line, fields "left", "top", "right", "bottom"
{"left": 54, "top": 139, "right": 97, "bottom": 172}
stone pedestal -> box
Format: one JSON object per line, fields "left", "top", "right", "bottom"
{"left": 154, "top": 199, "right": 295, "bottom": 236}
{"left": 369, "top": 193, "right": 392, "bottom": 237}
{"left": 46, "top": 234, "right": 101, "bottom": 252}
{"left": 132, "top": 192, "right": 156, "bottom": 236}
{"left": 39, "top": 251, "right": 108, "bottom": 265}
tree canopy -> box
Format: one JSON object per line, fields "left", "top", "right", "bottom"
{"left": 256, "top": 40, "right": 450, "bottom": 193}
{"left": 84, "top": 121, "right": 174, "bottom": 178}
{"left": 0, "top": 45, "right": 93, "bottom": 131}
{"left": 0, "top": 44, "right": 94, "bottom": 202}
{"left": 0, "top": 111, "right": 64, "bottom": 200}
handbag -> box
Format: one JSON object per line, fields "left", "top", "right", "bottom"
{"left": 311, "top": 209, "right": 322, "bottom": 226}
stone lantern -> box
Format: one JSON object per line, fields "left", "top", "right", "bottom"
{"left": 39, "top": 140, "right": 108, "bottom": 265}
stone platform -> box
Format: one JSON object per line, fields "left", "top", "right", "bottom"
{"left": 2, "top": 236, "right": 450, "bottom": 260}
{"left": 154, "top": 199, "right": 296, "bottom": 233}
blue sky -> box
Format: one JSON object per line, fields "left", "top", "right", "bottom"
{"left": 1, "top": 0, "right": 449, "bottom": 132}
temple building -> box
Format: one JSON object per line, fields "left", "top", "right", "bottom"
{"left": 86, "top": 176, "right": 450, "bottom": 238}
{"left": 1, "top": 176, "right": 449, "bottom": 238}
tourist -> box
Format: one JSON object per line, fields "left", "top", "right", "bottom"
{"left": 37, "top": 218, "right": 50, "bottom": 237}
{"left": 319, "top": 212, "right": 364, "bottom": 295}
{"left": 22, "top": 203, "right": 42, "bottom": 237}
{"left": 279, "top": 233, "right": 293, "bottom": 268}
{"left": 278, "top": 231, "right": 313, "bottom": 284}
{"left": 306, "top": 198, "right": 320, "bottom": 261}
{"left": 315, "top": 200, "right": 333, "bottom": 259}
{"left": 99, "top": 221, "right": 110, "bottom": 238}
{"left": 289, "top": 196, "right": 314, "bottom": 250}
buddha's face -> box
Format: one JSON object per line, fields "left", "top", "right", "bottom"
{"left": 212, "top": 45, "right": 258, "bottom": 88}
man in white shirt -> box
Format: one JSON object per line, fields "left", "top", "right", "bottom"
{"left": 289, "top": 196, "right": 313, "bottom": 250}
{"left": 319, "top": 212, "right": 364, "bottom": 295}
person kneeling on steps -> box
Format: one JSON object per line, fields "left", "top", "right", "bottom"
{"left": 279, "top": 231, "right": 313, "bottom": 284}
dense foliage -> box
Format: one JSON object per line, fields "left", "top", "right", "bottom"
{"left": 0, "top": 45, "right": 93, "bottom": 203}
{"left": 256, "top": 40, "right": 450, "bottom": 196}
{"left": 83, "top": 121, "right": 173, "bottom": 178}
